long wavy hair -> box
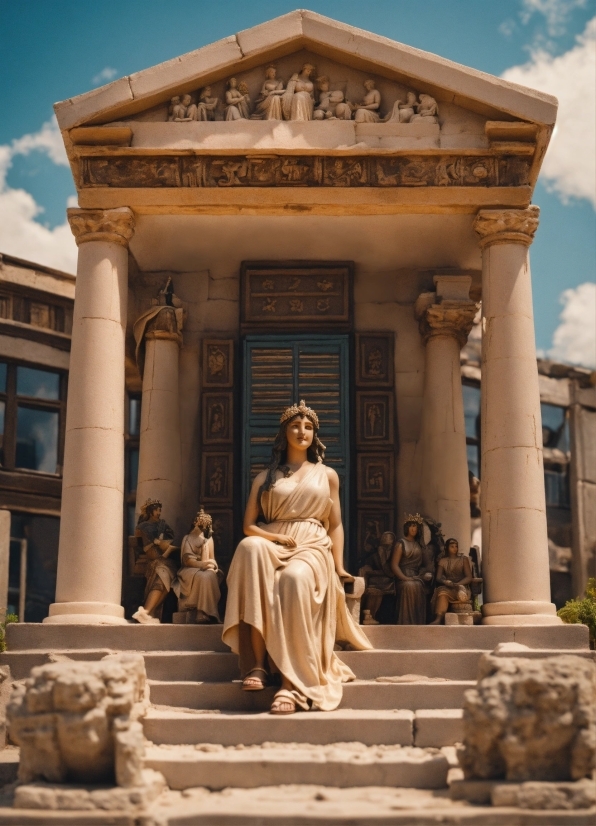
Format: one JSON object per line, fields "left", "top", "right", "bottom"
{"left": 262, "top": 413, "right": 326, "bottom": 492}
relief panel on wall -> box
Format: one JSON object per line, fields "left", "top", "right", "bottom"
{"left": 202, "top": 392, "right": 233, "bottom": 445}
{"left": 357, "top": 453, "right": 395, "bottom": 503}
{"left": 356, "top": 391, "right": 394, "bottom": 448}
{"left": 202, "top": 339, "right": 234, "bottom": 387}
{"left": 355, "top": 334, "right": 394, "bottom": 387}
{"left": 200, "top": 452, "right": 233, "bottom": 504}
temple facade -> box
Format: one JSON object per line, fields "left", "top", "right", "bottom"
{"left": 47, "top": 10, "right": 564, "bottom": 627}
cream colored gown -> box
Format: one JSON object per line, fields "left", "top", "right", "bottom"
{"left": 223, "top": 462, "right": 372, "bottom": 710}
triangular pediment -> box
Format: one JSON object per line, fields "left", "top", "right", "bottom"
{"left": 55, "top": 10, "right": 557, "bottom": 132}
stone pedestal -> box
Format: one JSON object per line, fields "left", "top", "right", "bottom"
{"left": 416, "top": 276, "right": 477, "bottom": 551}
{"left": 474, "top": 207, "right": 560, "bottom": 626}
{"left": 45, "top": 208, "right": 134, "bottom": 625}
{"left": 135, "top": 306, "right": 183, "bottom": 527}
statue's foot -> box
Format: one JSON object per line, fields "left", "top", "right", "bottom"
{"left": 429, "top": 615, "right": 444, "bottom": 625}
{"left": 132, "top": 606, "right": 160, "bottom": 625}
{"left": 195, "top": 610, "right": 210, "bottom": 623}
{"left": 270, "top": 689, "right": 297, "bottom": 715}
{"left": 241, "top": 667, "right": 269, "bottom": 691}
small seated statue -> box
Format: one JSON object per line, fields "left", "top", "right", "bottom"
{"left": 430, "top": 538, "right": 472, "bottom": 624}
{"left": 168, "top": 95, "right": 186, "bottom": 121}
{"left": 224, "top": 77, "right": 251, "bottom": 121}
{"left": 384, "top": 91, "right": 418, "bottom": 123}
{"left": 359, "top": 530, "right": 397, "bottom": 624}
{"left": 392, "top": 515, "right": 434, "bottom": 625}
{"left": 410, "top": 93, "right": 439, "bottom": 123}
{"left": 353, "top": 79, "right": 382, "bottom": 123}
{"left": 173, "top": 507, "right": 222, "bottom": 623}
{"left": 196, "top": 86, "right": 219, "bottom": 121}
{"left": 313, "top": 76, "right": 352, "bottom": 120}
{"left": 132, "top": 498, "right": 178, "bottom": 625}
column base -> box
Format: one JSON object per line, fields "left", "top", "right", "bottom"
{"left": 481, "top": 600, "right": 562, "bottom": 626}
{"left": 44, "top": 601, "right": 128, "bottom": 625}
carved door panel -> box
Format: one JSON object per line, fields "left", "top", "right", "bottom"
{"left": 355, "top": 333, "right": 397, "bottom": 570}
{"left": 242, "top": 334, "right": 351, "bottom": 562}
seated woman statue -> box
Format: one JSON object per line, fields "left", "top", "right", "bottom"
{"left": 224, "top": 77, "right": 251, "bottom": 121}
{"left": 430, "top": 538, "right": 472, "bottom": 625}
{"left": 133, "top": 498, "right": 178, "bottom": 625}
{"left": 282, "top": 63, "right": 316, "bottom": 121}
{"left": 223, "top": 400, "right": 372, "bottom": 715}
{"left": 174, "top": 507, "right": 222, "bottom": 623}
{"left": 252, "top": 65, "right": 285, "bottom": 120}
{"left": 391, "top": 516, "right": 433, "bottom": 625}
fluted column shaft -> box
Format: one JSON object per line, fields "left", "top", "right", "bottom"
{"left": 474, "top": 206, "right": 560, "bottom": 625}
{"left": 416, "top": 276, "right": 477, "bottom": 550}
{"left": 135, "top": 308, "right": 183, "bottom": 527}
{"left": 45, "top": 208, "right": 134, "bottom": 625}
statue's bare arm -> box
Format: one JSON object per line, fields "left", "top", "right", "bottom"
{"left": 243, "top": 471, "right": 297, "bottom": 548}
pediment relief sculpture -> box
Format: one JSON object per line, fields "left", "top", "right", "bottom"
{"left": 163, "top": 61, "right": 439, "bottom": 126}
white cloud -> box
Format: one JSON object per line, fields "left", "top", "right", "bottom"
{"left": 548, "top": 282, "right": 596, "bottom": 367}
{"left": 520, "top": 0, "right": 588, "bottom": 37}
{"left": 502, "top": 16, "right": 596, "bottom": 207}
{"left": 0, "top": 117, "right": 77, "bottom": 274}
{"left": 92, "top": 67, "right": 118, "bottom": 86}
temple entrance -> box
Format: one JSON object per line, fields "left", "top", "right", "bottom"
{"left": 242, "top": 334, "right": 352, "bottom": 561}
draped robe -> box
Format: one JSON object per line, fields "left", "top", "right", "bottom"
{"left": 223, "top": 462, "right": 372, "bottom": 711}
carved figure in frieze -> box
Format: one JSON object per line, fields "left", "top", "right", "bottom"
{"left": 313, "top": 76, "right": 351, "bottom": 120}
{"left": 173, "top": 508, "right": 222, "bottom": 623}
{"left": 132, "top": 499, "right": 178, "bottom": 625}
{"left": 384, "top": 91, "right": 418, "bottom": 123}
{"left": 225, "top": 77, "right": 251, "bottom": 121}
{"left": 223, "top": 400, "right": 371, "bottom": 715}
{"left": 279, "top": 157, "right": 311, "bottom": 184}
{"left": 282, "top": 63, "right": 316, "bottom": 121}
{"left": 168, "top": 95, "right": 185, "bottom": 121}
{"left": 429, "top": 538, "right": 472, "bottom": 624}
{"left": 196, "top": 86, "right": 219, "bottom": 121}
{"left": 325, "top": 157, "right": 366, "bottom": 186}
{"left": 252, "top": 65, "right": 285, "bottom": 120}
{"left": 175, "top": 94, "right": 196, "bottom": 121}
{"left": 214, "top": 158, "right": 248, "bottom": 186}
{"left": 392, "top": 514, "right": 434, "bottom": 625}
{"left": 353, "top": 79, "right": 382, "bottom": 123}
{"left": 410, "top": 93, "right": 439, "bottom": 123}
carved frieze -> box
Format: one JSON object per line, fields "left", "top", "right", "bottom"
{"left": 80, "top": 154, "right": 531, "bottom": 189}
{"left": 241, "top": 265, "right": 351, "bottom": 327}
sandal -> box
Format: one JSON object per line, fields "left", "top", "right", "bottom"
{"left": 241, "top": 667, "right": 268, "bottom": 691}
{"left": 270, "top": 688, "right": 297, "bottom": 715}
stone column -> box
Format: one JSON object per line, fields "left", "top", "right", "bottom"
{"left": 135, "top": 306, "right": 183, "bottom": 526}
{"left": 45, "top": 208, "right": 134, "bottom": 625}
{"left": 474, "top": 206, "right": 560, "bottom": 625}
{"left": 416, "top": 276, "right": 477, "bottom": 550}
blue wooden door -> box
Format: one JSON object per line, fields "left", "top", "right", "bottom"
{"left": 242, "top": 334, "right": 351, "bottom": 559}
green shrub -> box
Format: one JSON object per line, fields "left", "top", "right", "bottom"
{"left": 0, "top": 613, "right": 18, "bottom": 653}
{"left": 557, "top": 577, "right": 596, "bottom": 649}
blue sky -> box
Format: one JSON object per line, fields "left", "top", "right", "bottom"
{"left": 0, "top": 0, "right": 594, "bottom": 363}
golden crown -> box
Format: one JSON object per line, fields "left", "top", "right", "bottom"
{"left": 405, "top": 512, "right": 424, "bottom": 525}
{"left": 280, "top": 400, "right": 319, "bottom": 429}
{"left": 194, "top": 506, "right": 212, "bottom": 529}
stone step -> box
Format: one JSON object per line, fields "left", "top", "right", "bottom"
{"left": 148, "top": 678, "right": 475, "bottom": 711}
{"left": 5, "top": 621, "right": 589, "bottom": 653}
{"left": 143, "top": 742, "right": 450, "bottom": 791}
{"left": 143, "top": 707, "right": 464, "bottom": 748}
{"left": 3, "top": 645, "right": 593, "bottom": 683}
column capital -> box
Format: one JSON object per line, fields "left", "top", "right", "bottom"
{"left": 419, "top": 301, "right": 478, "bottom": 348}
{"left": 67, "top": 207, "right": 135, "bottom": 247}
{"left": 473, "top": 206, "right": 539, "bottom": 249}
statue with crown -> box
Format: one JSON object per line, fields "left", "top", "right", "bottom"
{"left": 222, "top": 400, "right": 372, "bottom": 715}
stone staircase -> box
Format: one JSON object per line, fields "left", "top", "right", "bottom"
{"left": 2, "top": 621, "right": 590, "bottom": 796}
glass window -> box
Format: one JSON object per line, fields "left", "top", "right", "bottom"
{"left": 0, "top": 363, "right": 6, "bottom": 393}
{"left": 544, "top": 468, "right": 570, "bottom": 508}
{"left": 541, "top": 403, "right": 569, "bottom": 452}
{"left": 129, "top": 397, "right": 141, "bottom": 437}
{"left": 463, "top": 384, "right": 481, "bottom": 441}
{"left": 467, "top": 443, "right": 479, "bottom": 479}
{"left": 16, "top": 367, "right": 60, "bottom": 400}
{"left": 16, "top": 406, "right": 59, "bottom": 473}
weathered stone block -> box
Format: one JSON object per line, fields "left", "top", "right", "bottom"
{"left": 459, "top": 654, "right": 596, "bottom": 782}
{"left": 7, "top": 653, "right": 148, "bottom": 786}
